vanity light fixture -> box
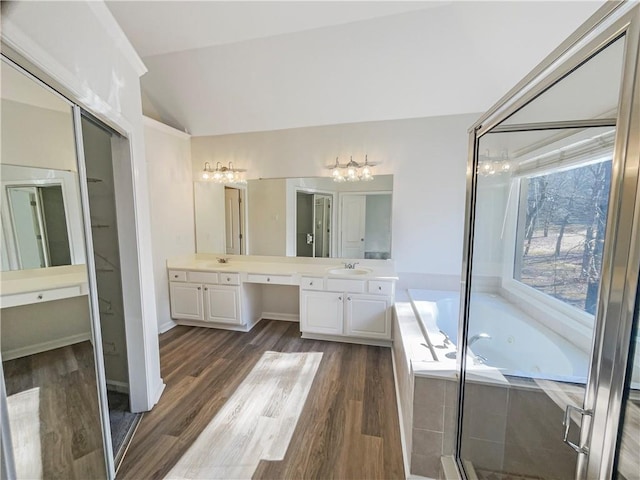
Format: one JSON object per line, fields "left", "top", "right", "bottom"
{"left": 477, "top": 150, "right": 511, "bottom": 176}
{"left": 328, "top": 155, "right": 376, "bottom": 182}
{"left": 201, "top": 161, "right": 247, "bottom": 184}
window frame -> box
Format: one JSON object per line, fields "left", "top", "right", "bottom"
{"left": 500, "top": 138, "right": 616, "bottom": 331}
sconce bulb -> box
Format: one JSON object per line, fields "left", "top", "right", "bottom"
{"left": 202, "top": 172, "right": 210, "bottom": 180}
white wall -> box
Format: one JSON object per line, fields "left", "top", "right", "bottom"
{"left": 143, "top": 117, "right": 195, "bottom": 333}
{"left": 194, "top": 182, "right": 226, "bottom": 254}
{"left": 2, "top": 0, "right": 163, "bottom": 412}
{"left": 247, "top": 178, "right": 287, "bottom": 256}
{"left": 191, "top": 114, "right": 477, "bottom": 277}
{"left": 0, "top": 296, "right": 91, "bottom": 360}
{"left": 1, "top": 99, "right": 76, "bottom": 172}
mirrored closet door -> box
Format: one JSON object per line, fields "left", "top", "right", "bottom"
{"left": 1, "top": 57, "right": 111, "bottom": 478}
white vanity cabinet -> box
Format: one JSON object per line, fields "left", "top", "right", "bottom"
{"left": 299, "top": 276, "right": 393, "bottom": 343}
{"left": 203, "top": 284, "right": 241, "bottom": 325}
{"left": 169, "top": 269, "right": 243, "bottom": 327}
{"left": 300, "top": 290, "right": 344, "bottom": 335}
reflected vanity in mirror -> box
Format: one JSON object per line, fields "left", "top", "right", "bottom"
{"left": 195, "top": 175, "right": 393, "bottom": 259}
{"left": 1, "top": 57, "right": 109, "bottom": 478}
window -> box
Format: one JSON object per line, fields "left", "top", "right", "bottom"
{"left": 513, "top": 159, "right": 612, "bottom": 314}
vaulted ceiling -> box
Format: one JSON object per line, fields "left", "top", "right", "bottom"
{"left": 106, "top": 1, "right": 604, "bottom": 136}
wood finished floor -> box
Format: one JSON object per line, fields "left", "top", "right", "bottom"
{"left": 3, "top": 342, "right": 107, "bottom": 479}
{"left": 118, "top": 320, "right": 405, "bottom": 480}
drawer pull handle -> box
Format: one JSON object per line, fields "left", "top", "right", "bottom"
{"left": 37, "top": 294, "right": 43, "bottom": 300}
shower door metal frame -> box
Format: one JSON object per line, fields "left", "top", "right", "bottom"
{"left": 456, "top": 2, "right": 640, "bottom": 479}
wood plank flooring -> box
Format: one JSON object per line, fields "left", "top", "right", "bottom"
{"left": 118, "top": 320, "right": 404, "bottom": 480}
{"left": 3, "top": 342, "right": 107, "bottom": 479}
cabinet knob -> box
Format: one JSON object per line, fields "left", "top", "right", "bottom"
{"left": 309, "top": 281, "right": 313, "bottom": 286}
{"left": 197, "top": 287, "right": 201, "bottom": 290}
{"left": 378, "top": 286, "right": 382, "bottom": 291}
{"left": 204, "top": 287, "right": 208, "bottom": 291}
{"left": 267, "top": 277, "right": 270, "bottom": 282}
{"left": 338, "top": 296, "right": 342, "bottom": 301}
{"left": 174, "top": 274, "right": 179, "bottom": 278}
{"left": 37, "top": 293, "right": 43, "bottom": 300}
{"left": 227, "top": 277, "right": 231, "bottom": 281}
{"left": 347, "top": 297, "right": 352, "bottom": 301}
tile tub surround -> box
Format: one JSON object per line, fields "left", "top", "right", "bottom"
{"left": 393, "top": 294, "right": 459, "bottom": 479}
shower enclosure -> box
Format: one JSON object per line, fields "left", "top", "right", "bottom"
{"left": 455, "top": 3, "right": 640, "bottom": 479}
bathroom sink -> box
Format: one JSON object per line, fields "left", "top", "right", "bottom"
{"left": 327, "top": 267, "right": 372, "bottom": 276}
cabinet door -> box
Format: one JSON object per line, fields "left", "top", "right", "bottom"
{"left": 170, "top": 282, "right": 204, "bottom": 321}
{"left": 203, "top": 284, "right": 241, "bottom": 325}
{"left": 300, "top": 290, "right": 343, "bottom": 335}
{"left": 345, "top": 294, "right": 390, "bottom": 339}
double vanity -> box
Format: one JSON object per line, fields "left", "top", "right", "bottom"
{"left": 167, "top": 254, "right": 397, "bottom": 346}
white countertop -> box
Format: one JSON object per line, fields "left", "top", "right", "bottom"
{"left": 0, "top": 264, "right": 89, "bottom": 296}
{"left": 167, "top": 253, "right": 398, "bottom": 281}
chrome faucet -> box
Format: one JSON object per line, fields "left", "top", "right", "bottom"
{"left": 216, "top": 257, "right": 230, "bottom": 264}
{"left": 468, "top": 333, "right": 491, "bottom": 346}
{"left": 343, "top": 262, "right": 360, "bottom": 269}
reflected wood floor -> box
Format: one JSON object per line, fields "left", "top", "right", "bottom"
{"left": 118, "top": 320, "right": 404, "bottom": 480}
{"left": 3, "top": 342, "right": 107, "bottom": 479}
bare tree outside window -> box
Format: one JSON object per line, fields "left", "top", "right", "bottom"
{"left": 514, "top": 159, "right": 612, "bottom": 314}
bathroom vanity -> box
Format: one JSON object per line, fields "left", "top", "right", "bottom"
{"left": 167, "top": 255, "right": 397, "bottom": 346}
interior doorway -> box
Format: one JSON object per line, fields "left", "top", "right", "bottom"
{"left": 80, "top": 114, "right": 141, "bottom": 469}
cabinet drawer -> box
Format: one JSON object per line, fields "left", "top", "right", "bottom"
{"left": 1, "top": 285, "right": 83, "bottom": 308}
{"left": 246, "top": 274, "right": 293, "bottom": 285}
{"left": 218, "top": 273, "right": 240, "bottom": 285}
{"left": 300, "top": 277, "right": 324, "bottom": 290}
{"left": 188, "top": 271, "right": 219, "bottom": 284}
{"left": 368, "top": 280, "right": 393, "bottom": 296}
{"left": 326, "top": 278, "right": 365, "bottom": 293}
{"left": 168, "top": 270, "right": 187, "bottom": 282}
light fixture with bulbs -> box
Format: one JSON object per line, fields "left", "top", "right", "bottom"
{"left": 328, "top": 155, "right": 376, "bottom": 182}
{"left": 201, "top": 161, "right": 247, "bottom": 184}
{"left": 477, "top": 150, "right": 511, "bottom": 176}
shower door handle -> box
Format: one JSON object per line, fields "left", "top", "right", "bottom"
{"left": 562, "top": 404, "right": 592, "bottom": 454}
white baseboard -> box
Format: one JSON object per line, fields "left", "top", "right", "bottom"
{"left": 2, "top": 332, "right": 91, "bottom": 361}
{"left": 106, "top": 380, "right": 130, "bottom": 394}
{"left": 392, "top": 349, "right": 411, "bottom": 478}
{"left": 151, "top": 381, "right": 166, "bottom": 408}
{"left": 301, "top": 332, "right": 391, "bottom": 347}
{"left": 261, "top": 312, "right": 299, "bottom": 322}
{"left": 159, "top": 320, "right": 177, "bottom": 334}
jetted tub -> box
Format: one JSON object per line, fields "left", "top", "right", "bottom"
{"left": 408, "top": 289, "right": 590, "bottom": 384}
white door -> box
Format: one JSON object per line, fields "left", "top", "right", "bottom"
{"left": 170, "top": 282, "right": 204, "bottom": 321}
{"left": 203, "top": 284, "right": 241, "bottom": 324}
{"left": 345, "top": 294, "right": 390, "bottom": 340}
{"left": 300, "top": 290, "right": 343, "bottom": 335}
{"left": 340, "top": 195, "right": 366, "bottom": 258}
{"left": 224, "top": 187, "right": 241, "bottom": 255}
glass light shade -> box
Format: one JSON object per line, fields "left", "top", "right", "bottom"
{"left": 361, "top": 165, "right": 373, "bottom": 181}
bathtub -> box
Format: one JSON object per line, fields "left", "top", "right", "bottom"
{"left": 408, "top": 289, "right": 589, "bottom": 384}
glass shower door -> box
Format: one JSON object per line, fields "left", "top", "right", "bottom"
{"left": 456, "top": 7, "right": 640, "bottom": 477}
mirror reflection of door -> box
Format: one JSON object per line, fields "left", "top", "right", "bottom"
{"left": 296, "top": 192, "right": 314, "bottom": 257}
{"left": 340, "top": 195, "right": 366, "bottom": 258}
{"left": 314, "top": 194, "right": 331, "bottom": 258}
{"left": 7, "top": 185, "right": 71, "bottom": 269}
{"left": 296, "top": 191, "right": 332, "bottom": 258}
{"left": 224, "top": 187, "right": 243, "bottom": 255}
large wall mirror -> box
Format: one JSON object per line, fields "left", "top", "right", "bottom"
{"left": 1, "top": 57, "right": 109, "bottom": 478}
{"left": 195, "top": 175, "right": 393, "bottom": 259}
